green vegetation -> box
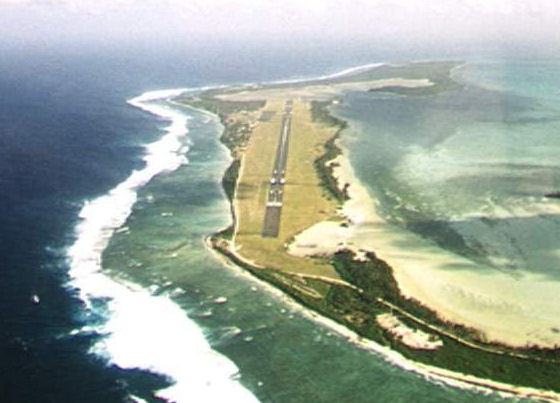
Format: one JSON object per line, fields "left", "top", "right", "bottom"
{"left": 355, "top": 61, "right": 460, "bottom": 90}
{"left": 222, "top": 158, "right": 240, "bottom": 202}
{"left": 216, "top": 225, "right": 234, "bottom": 240}
{"left": 211, "top": 239, "right": 560, "bottom": 393}
{"left": 216, "top": 158, "right": 240, "bottom": 241}
{"left": 310, "top": 100, "right": 344, "bottom": 127}
{"left": 330, "top": 251, "right": 479, "bottom": 341}
{"left": 194, "top": 61, "right": 560, "bottom": 396}
{"left": 177, "top": 96, "right": 265, "bottom": 152}
{"left": 332, "top": 251, "right": 399, "bottom": 301}
{"left": 257, "top": 61, "right": 462, "bottom": 93}
{"left": 329, "top": 251, "right": 560, "bottom": 392}
{"left": 177, "top": 96, "right": 265, "bottom": 116}
{"left": 367, "top": 61, "right": 463, "bottom": 95}
{"left": 369, "top": 81, "right": 459, "bottom": 96}
{"left": 233, "top": 100, "right": 340, "bottom": 278}
{"left": 311, "top": 101, "right": 349, "bottom": 204}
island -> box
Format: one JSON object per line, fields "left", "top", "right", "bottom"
{"left": 174, "top": 62, "right": 560, "bottom": 402}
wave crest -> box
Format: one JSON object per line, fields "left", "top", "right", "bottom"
{"left": 66, "top": 89, "right": 258, "bottom": 402}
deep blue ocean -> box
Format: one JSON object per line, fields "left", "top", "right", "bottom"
{"left": 0, "top": 42, "right": 528, "bottom": 402}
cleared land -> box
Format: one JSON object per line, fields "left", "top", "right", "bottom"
{"left": 262, "top": 100, "right": 291, "bottom": 238}
{"left": 218, "top": 78, "right": 433, "bottom": 102}
{"left": 234, "top": 99, "right": 340, "bottom": 279}
{"left": 178, "top": 62, "right": 560, "bottom": 399}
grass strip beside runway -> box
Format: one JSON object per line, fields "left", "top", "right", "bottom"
{"left": 234, "top": 100, "right": 340, "bottom": 279}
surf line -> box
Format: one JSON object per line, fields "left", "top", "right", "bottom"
{"left": 62, "top": 62, "right": 428, "bottom": 402}
{"left": 66, "top": 88, "right": 259, "bottom": 402}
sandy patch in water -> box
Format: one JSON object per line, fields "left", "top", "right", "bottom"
{"left": 289, "top": 153, "right": 560, "bottom": 348}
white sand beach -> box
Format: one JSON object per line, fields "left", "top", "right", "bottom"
{"left": 217, "top": 78, "right": 433, "bottom": 101}
{"left": 289, "top": 152, "right": 560, "bottom": 348}
{"left": 207, "top": 236, "right": 560, "bottom": 402}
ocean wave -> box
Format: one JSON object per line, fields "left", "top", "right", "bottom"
{"left": 263, "top": 62, "right": 385, "bottom": 86}
{"left": 66, "top": 88, "right": 258, "bottom": 402}
{"left": 167, "top": 63, "right": 387, "bottom": 99}
{"left": 63, "top": 62, "right": 410, "bottom": 402}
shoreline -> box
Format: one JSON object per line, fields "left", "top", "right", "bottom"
{"left": 203, "top": 117, "right": 560, "bottom": 401}
{"left": 295, "top": 137, "right": 560, "bottom": 348}
{"left": 203, "top": 236, "right": 560, "bottom": 403}
{"left": 66, "top": 88, "right": 259, "bottom": 403}
{"left": 176, "top": 61, "right": 560, "bottom": 400}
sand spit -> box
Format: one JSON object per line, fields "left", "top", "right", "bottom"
{"left": 289, "top": 152, "right": 560, "bottom": 348}
{"left": 217, "top": 78, "right": 432, "bottom": 102}
{"left": 198, "top": 62, "right": 560, "bottom": 399}
{"left": 205, "top": 236, "right": 560, "bottom": 403}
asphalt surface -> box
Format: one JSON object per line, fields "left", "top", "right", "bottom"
{"left": 262, "top": 100, "right": 292, "bottom": 238}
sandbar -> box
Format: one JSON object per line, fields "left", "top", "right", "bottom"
{"left": 289, "top": 150, "right": 560, "bottom": 348}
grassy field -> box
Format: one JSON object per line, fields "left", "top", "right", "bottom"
{"left": 234, "top": 99, "right": 340, "bottom": 279}
{"left": 199, "top": 61, "right": 560, "bottom": 396}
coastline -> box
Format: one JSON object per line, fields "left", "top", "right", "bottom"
{"left": 178, "top": 61, "right": 560, "bottom": 401}
{"left": 67, "top": 89, "right": 259, "bottom": 402}
{"left": 204, "top": 236, "right": 560, "bottom": 403}
{"left": 295, "top": 134, "right": 560, "bottom": 349}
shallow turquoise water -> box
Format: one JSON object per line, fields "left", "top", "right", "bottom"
{"left": 102, "top": 101, "right": 514, "bottom": 402}
{"left": 334, "top": 60, "right": 560, "bottom": 275}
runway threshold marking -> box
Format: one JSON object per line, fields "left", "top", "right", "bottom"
{"left": 262, "top": 100, "right": 292, "bottom": 238}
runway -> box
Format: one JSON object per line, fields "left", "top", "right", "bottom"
{"left": 262, "top": 100, "right": 292, "bottom": 238}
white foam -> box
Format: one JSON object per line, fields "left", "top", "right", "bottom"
{"left": 261, "top": 62, "right": 385, "bottom": 86}
{"left": 90, "top": 285, "right": 258, "bottom": 403}
{"left": 62, "top": 62, "right": 411, "bottom": 402}
{"left": 66, "top": 88, "right": 258, "bottom": 402}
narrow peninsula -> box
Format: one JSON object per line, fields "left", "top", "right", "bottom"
{"left": 174, "top": 62, "right": 560, "bottom": 402}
